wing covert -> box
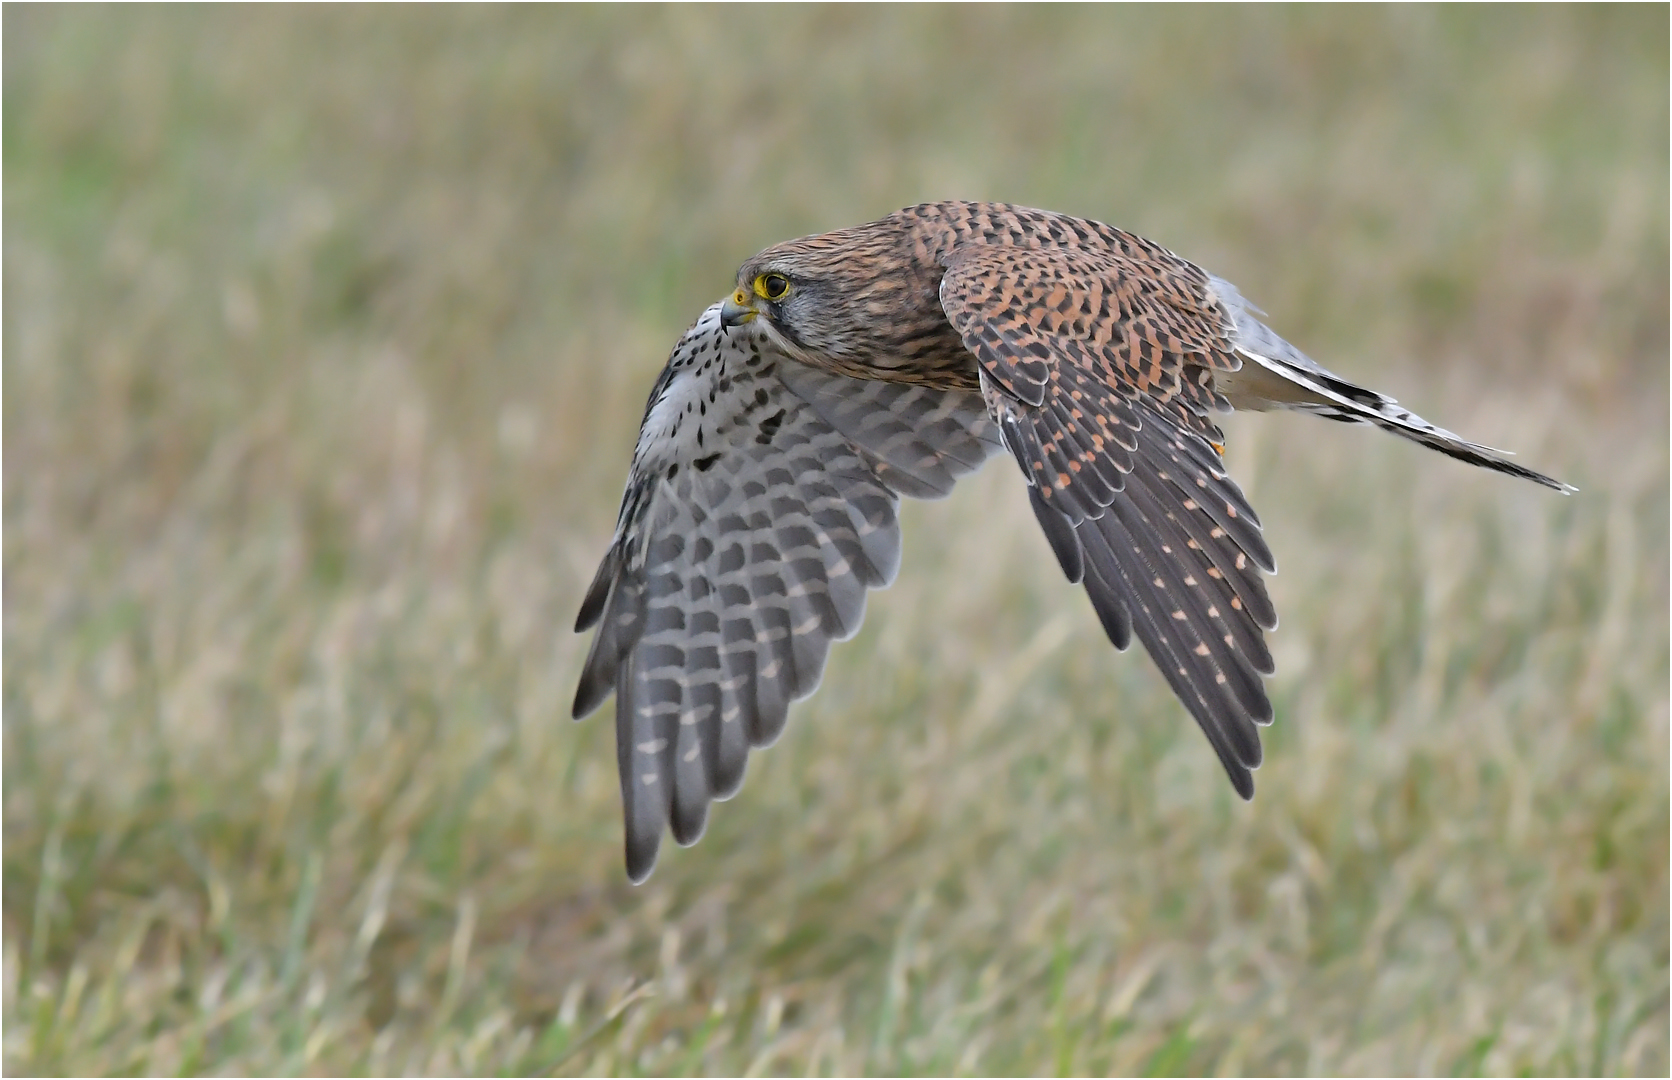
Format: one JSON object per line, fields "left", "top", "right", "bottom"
{"left": 939, "top": 244, "right": 1241, "bottom": 429}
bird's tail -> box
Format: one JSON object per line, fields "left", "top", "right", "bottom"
{"left": 1209, "top": 276, "right": 1574, "bottom": 494}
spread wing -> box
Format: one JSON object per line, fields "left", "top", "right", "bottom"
{"left": 940, "top": 245, "right": 1279, "bottom": 798}
{"left": 573, "top": 304, "right": 1000, "bottom": 882}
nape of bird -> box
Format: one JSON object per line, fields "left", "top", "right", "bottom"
{"left": 573, "top": 201, "right": 1572, "bottom": 884}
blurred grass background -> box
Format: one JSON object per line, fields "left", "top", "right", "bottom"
{"left": 4, "top": 5, "right": 1667, "bottom": 1075}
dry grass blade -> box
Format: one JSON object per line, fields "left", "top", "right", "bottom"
{"left": 4, "top": 6, "right": 1666, "bottom": 1076}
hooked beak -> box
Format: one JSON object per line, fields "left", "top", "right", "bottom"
{"left": 720, "top": 290, "right": 757, "bottom": 328}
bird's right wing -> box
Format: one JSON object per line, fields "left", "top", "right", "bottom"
{"left": 939, "top": 246, "right": 1280, "bottom": 798}
{"left": 573, "top": 304, "right": 999, "bottom": 882}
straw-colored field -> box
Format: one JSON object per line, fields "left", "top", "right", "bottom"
{"left": 5, "top": 7, "right": 1666, "bottom": 1075}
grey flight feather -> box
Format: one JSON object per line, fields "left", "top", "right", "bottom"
{"left": 981, "top": 370, "right": 1277, "bottom": 799}
{"left": 573, "top": 304, "right": 1000, "bottom": 883}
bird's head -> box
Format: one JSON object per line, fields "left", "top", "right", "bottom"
{"left": 720, "top": 218, "right": 946, "bottom": 370}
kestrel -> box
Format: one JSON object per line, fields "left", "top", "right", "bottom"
{"left": 574, "top": 201, "right": 1570, "bottom": 883}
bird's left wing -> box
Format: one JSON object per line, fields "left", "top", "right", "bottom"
{"left": 573, "top": 304, "right": 999, "bottom": 882}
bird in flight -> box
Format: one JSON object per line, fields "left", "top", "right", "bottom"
{"left": 573, "top": 201, "right": 1571, "bottom": 883}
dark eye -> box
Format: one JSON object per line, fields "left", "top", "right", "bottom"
{"left": 759, "top": 273, "right": 791, "bottom": 301}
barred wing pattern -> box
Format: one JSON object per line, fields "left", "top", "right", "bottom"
{"left": 573, "top": 304, "right": 999, "bottom": 882}
{"left": 985, "top": 379, "right": 1279, "bottom": 796}
{"left": 941, "top": 246, "right": 1280, "bottom": 798}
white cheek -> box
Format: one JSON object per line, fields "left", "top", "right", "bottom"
{"left": 763, "top": 300, "right": 829, "bottom": 360}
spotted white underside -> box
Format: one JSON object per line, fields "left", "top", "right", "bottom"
{"left": 574, "top": 304, "right": 1000, "bottom": 882}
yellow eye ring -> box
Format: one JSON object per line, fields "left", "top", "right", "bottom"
{"left": 755, "top": 273, "right": 791, "bottom": 302}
